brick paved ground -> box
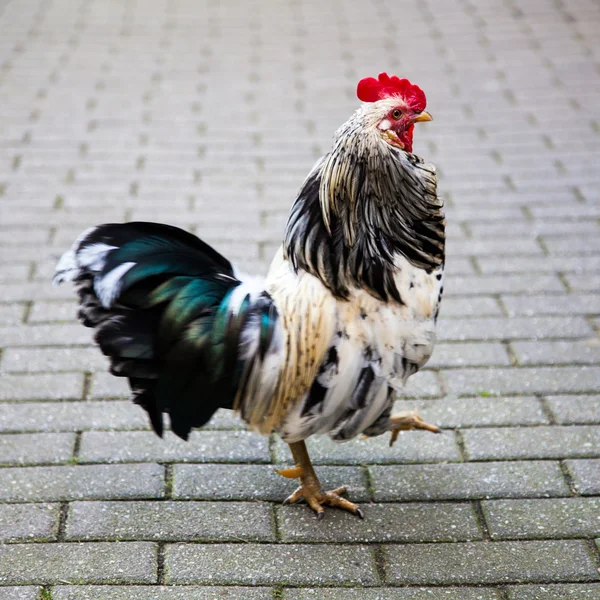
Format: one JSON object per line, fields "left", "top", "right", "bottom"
{"left": 0, "top": 0, "right": 599, "bottom": 597}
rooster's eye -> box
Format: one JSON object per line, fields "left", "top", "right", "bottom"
{"left": 392, "top": 109, "right": 402, "bottom": 120}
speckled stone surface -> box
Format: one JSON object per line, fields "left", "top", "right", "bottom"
{"left": 0, "top": 503, "right": 59, "bottom": 542}
{"left": 482, "top": 497, "right": 600, "bottom": 539}
{"left": 565, "top": 459, "right": 600, "bottom": 495}
{"left": 284, "top": 589, "right": 502, "bottom": 600}
{"left": 505, "top": 584, "right": 600, "bottom": 599}
{"left": 370, "top": 461, "right": 570, "bottom": 501}
{"left": 164, "top": 543, "right": 378, "bottom": 585}
{"left": 0, "top": 542, "right": 157, "bottom": 585}
{"left": 0, "top": 0, "right": 599, "bottom": 595}
{"left": 0, "top": 432, "right": 75, "bottom": 465}
{"left": 385, "top": 540, "right": 599, "bottom": 585}
{"left": 279, "top": 502, "right": 482, "bottom": 542}
{"left": 79, "top": 430, "right": 270, "bottom": 464}
{"left": 52, "top": 587, "right": 272, "bottom": 600}
{"left": 0, "top": 464, "right": 165, "bottom": 502}
{"left": 546, "top": 395, "right": 600, "bottom": 424}
{"left": 66, "top": 501, "right": 275, "bottom": 541}
{"left": 0, "top": 588, "right": 41, "bottom": 600}
{"left": 462, "top": 426, "right": 600, "bottom": 460}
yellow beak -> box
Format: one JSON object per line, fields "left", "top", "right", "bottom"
{"left": 413, "top": 111, "right": 433, "bottom": 123}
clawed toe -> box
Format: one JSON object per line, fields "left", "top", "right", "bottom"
{"left": 283, "top": 485, "right": 304, "bottom": 505}
{"left": 389, "top": 410, "right": 441, "bottom": 446}
{"left": 282, "top": 484, "right": 363, "bottom": 519}
{"left": 322, "top": 489, "right": 364, "bottom": 518}
{"left": 279, "top": 441, "right": 364, "bottom": 520}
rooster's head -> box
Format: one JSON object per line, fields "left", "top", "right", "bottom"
{"left": 357, "top": 73, "right": 432, "bottom": 153}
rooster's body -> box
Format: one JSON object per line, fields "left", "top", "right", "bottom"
{"left": 55, "top": 73, "right": 445, "bottom": 518}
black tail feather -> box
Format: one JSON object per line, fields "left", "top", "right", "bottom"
{"left": 56, "top": 222, "right": 279, "bottom": 440}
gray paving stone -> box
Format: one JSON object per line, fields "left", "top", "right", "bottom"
{"left": 544, "top": 236, "right": 600, "bottom": 255}
{"left": 173, "top": 464, "right": 370, "bottom": 502}
{"left": 392, "top": 397, "right": 548, "bottom": 428}
{"left": 501, "top": 294, "right": 600, "bottom": 317}
{"left": 462, "top": 426, "right": 600, "bottom": 460}
{"left": 0, "top": 303, "right": 25, "bottom": 325}
{"left": 505, "top": 584, "right": 600, "bottom": 599}
{"left": 371, "top": 461, "right": 570, "bottom": 502}
{"left": 0, "top": 464, "right": 165, "bottom": 502}
{"left": 88, "top": 372, "right": 130, "bottom": 399}
{"left": 438, "top": 317, "right": 592, "bottom": 341}
{"left": 279, "top": 502, "right": 481, "bottom": 543}
{"left": 66, "top": 501, "right": 275, "bottom": 542}
{"left": 482, "top": 497, "right": 600, "bottom": 540}
{"left": 545, "top": 395, "right": 600, "bottom": 424}
{"left": 79, "top": 430, "right": 270, "bottom": 463}
{"left": 0, "top": 588, "right": 41, "bottom": 600}
{"left": 446, "top": 238, "right": 542, "bottom": 257}
{"left": 438, "top": 297, "right": 504, "bottom": 318}
{"left": 164, "top": 543, "right": 378, "bottom": 585}
{"left": 1, "top": 347, "right": 108, "bottom": 373}
{"left": 385, "top": 540, "right": 598, "bottom": 585}
{"left": 284, "top": 590, "right": 501, "bottom": 600}
{"left": 427, "top": 342, "right": 510, "bottom": 367}
{"left": 274, "top": 430, "right": 460, "bottom": 465}
{"left": 0, "top": 503, "right": 59, "bottom": 542}
{"left": 0, "top": 432, "right": 75, "bottom": 465}
{"left": 470, "top": 221, "right": 599, "bottom": 238}
{"left": 28, "top": 300, "right": 77, "bottom": 323}
{"left": 512, "top": 340, "right": 600, "bottom": 366}
{"left": 0, "top": 542, "right": 157, "bottom": 585}
{"left": 442, "top": 256, "right": 476, "bottom": 275}
{"left": 401, "top": 370, "right": 443, "bottom": 398}
{"left": 565, "top": 274, "right": 600, "bottom": 292}
{"left": 530, "top": 204, "right": 600, "bottom": 218}
{"left": 478, "top": 255, "right": 600, "bottom": 275}
{"left": 0, "top": 401, "right": 149, "bottom": 433}
{"left": 0, "top": 373, "right": 83, "bottom": 401}
{"left": 52, "top": 587, "right": 273, "bottom": 600}
{"left": 444, "top": 205, "right": 525, "bottom": 222}
{"left": 445, "top": 275, "right": 564, "bottom": 296}
{"left": 0, "top": 263, "right": 31, "bottom": 282}
{"left": 565, "top": 459, "right": 600, "bottom": 495}
{"left": 0, "top": 324, "right": 93, "bottom": 346}
{"left": 202, "top": 408, "right": 247, "bottom": 429}
{"left": 444, "top": 366, "right": 600, "bottom": 396}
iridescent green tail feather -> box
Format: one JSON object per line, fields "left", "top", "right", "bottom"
{"left": 54, "top": 222, "right": 280, "bottom": 439}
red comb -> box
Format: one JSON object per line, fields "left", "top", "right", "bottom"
{"left": 357, "top": 73, "right": 426, "bottom": 113}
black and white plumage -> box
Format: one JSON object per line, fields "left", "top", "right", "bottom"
{"left": 277, "top": 97, "right": 444, "bottom": 442}
{"left": 55, "top": 73, "right": 444, "bottom": 518}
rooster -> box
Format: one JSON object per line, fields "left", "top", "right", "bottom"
{"left": 54, "top": 73, "right": 445, "bottom": 519}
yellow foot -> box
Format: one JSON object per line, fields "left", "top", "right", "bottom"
{"left": 389, "top": 410, "right": 441, "bottom": 447}
{"left": 276, "top": 440, "right": 364, "bottom": 520}
{"left": 284, "top": 482, "right": 364, "bottom": 520}
{"left": 274, "top": 465, "right": 364, "bottom": 520}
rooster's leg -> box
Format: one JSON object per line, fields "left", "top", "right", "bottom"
{"left": 275, "top": 440, "right": 364, "bottom": 520}
{"left": 388, "top": 410, "right": 441, "bottom": 447}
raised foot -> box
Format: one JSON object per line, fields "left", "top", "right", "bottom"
{"left": 389, "top": 410, "right": 441, "bottom": 447}
{"left": 274, "top": 466, "right": 364, "bottom": 520}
